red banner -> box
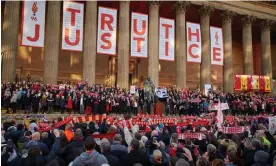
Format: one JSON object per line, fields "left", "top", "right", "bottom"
{"left": 234, "top": 75, "right": 271, "bottom": 92}
{"left": 234, "top": 75, "right": 241, "bottom": 91}
{"left": 259, "top": 76, "right": 265, "bottom": 91}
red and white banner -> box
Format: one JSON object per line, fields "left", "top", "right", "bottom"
{"left": 131, "top": 12, "right": 148, "bottom": 58}
{"left": 210, "top": 27, "right": 223, "bottom": 65}
{"left": 220, "top": 126, "right": 249, "bottom": 134}
{"left": 186, "top": 22, "right": 201, "bottom": 63}
{"left": 216, "top": 102, "right": 224, "bottom": 129}
{"left": 159, "top": 18, "right": 175, "bottom": 61}
{"left": 234, "top": 75, "right": 271, "bottom": 92}
{"left": 179, "top": 133, "right": 202, "bottom": 140}
{"left": 62, "top": 2, "right": 84, "bottom": 51}
{"left": 97, "top": 7, "right": 117, "bottom": 55}
{"left": 21, "top": 1, "right": 46, "bottom": 47}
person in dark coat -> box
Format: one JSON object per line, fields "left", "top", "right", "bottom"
{"left": 73, "top": 96, "right": 80, "bottom": 114}
{"left": 17, "top": 131, "right": 32, "bottom": 152}
{"left": 100, "top": 96, "right": 107, "bottom": 115}
{"left": 60, "top": 129, "right": 85, "bottom": 165}
{"left": 24, "top": 132, "right": 49, "bottom": 156}
{"left": 100, "top": 139, "right": 119, "bottom": 166}
{"left": 252, "top": 150, "right": 270, "bottom": 166}
{"left": 41, "top": 132, "right": 52, "bottom": 150}
{"left": 23, "top": 92, "right": 31, "bottom": 114}
{"left": 120, "top": 139, "right": 151, "bottom": 166}
{"left": 1, "top": 139, "right": 21, "bottom": 166}
{"left": 60, "top": 96, "right": 66, "bottom": 114}
{"left": 110, "top": 134, "right": 128, "bottom": 161}
{"left": 55, "top": 94, "right": 60, "bottom": 112}
{"left": 47, "top": 93, "right": 55, "bottom": 113}
{"left": 19, "top": 129, "right": 60, "bottom": 166}
{"left": 31, "top": 94, "right": 40, "bottom": 114}
{"left": 243, "top": 139, "right": 262, "bottom": 166}
{"left": 4, "top": 123, "right": 24, "bottom": 148}
{"left": 92, "top": 97, "right": 100, "bottom": 114}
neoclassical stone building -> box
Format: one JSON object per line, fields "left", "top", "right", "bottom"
{"left": 1, "top": 1, "right": 276, "bottom": 93}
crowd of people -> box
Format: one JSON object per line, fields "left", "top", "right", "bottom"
{"left": 2, "top": 112, "right": 276, "bottom": 166}
{"left": 2, "top": 81, "right": 276, "bottom": 166}
{"left": 1, "top": 82, "right": 276, "bottom": 115}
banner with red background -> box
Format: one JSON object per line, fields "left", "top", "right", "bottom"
{"left": 234, "top": 75, "right": 271, "bottom": 92}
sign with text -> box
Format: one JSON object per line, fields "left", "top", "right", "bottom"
{"left": 130, "top": 85, "right": 136, "bottom": 94}
{"left": 204, "top": 84, "right": 212, "bottom": 96}
{"left": 97, "top": 7, "right": 117, "bottom": 55}
{"left": 62, "top": 1, "right": 84, "bottom": 51}
{"left": 159, "top": 18, "right": 175, "bottom": 61}
{"left": 186, "top": 22, "right": 201, "bottom": 63}
{"left": 209, "top": 103, "right": 229, "bottom": 111}
{"left": 21, "top": 1, "right": 46, "bottom": 47}
{"left": 155, "top": 87, "right": 168, "bottom": 99}
{"left": 269, "top": 116, "right": 276, "bottom": 134}
{"left": 210, "top": 27, "right": 223, "bottom": 65}
{"left": 131, "top": 12, "right": 148, "bottom": 58}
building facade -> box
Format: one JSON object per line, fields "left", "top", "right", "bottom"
{"left": 1, "top": 1, "right": 276, "bottom": 92}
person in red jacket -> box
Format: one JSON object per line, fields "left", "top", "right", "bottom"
{"left": 33, "top": 82, "right": 39, "bottom": 92}
{"left": 67, "top": 96, "right": 73, "bottom": 114}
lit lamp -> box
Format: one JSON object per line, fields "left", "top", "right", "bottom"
{"left": 107, "top": 74, "right": 110, "bottom": 86}
{"left": 159, "top": 64, "right": 161, "bottom": 72}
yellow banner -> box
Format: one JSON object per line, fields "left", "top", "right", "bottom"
{"left": 241, "top": 75, "right": 248, "bottom": 91}
{"left": 252, "top": 75, "right": 259, "bottom": 90}
{"left": 264, "top": 76, "right": 271, "bottom": 92}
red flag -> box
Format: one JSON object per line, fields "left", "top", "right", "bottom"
{"left": 234, "top": 75, "right": 241, "bottom": 91}
{"left": 259, "top": 76, "right": 265, "bottom": 91}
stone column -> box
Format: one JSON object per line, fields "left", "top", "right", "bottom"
{"left": 198, "top": 5, "right": 214, "bottom": 91}
{"left": 242, "top": 15, "right": 255, "bottom": 75}
{"left": 117, "top": 1, "right": 130, "bottom": 89}
{"left": 174, "top": 1, "right": 190, "bottom": 89}
{"left": 1, "top": 1, "right": 20, "bottom": 82}
{"left": 108, "top": 57, "right": 112, "bottom": 86}
{"left": 221, "top": 10, "right": 236, "bottom": 93}
{"left": 148, "top": 1, "right": 160, "bottom": 86}
{"left": 261, "top": 19, "right": 274, "bottom": 91}
{"left": 110, "top": 57, "right": 116, "bottom": 87}
{"left": 83, "top": 1, "right": 97, "bottom": 85}
{"left": 133, "top": 60, "right": 140, "bottom": 86}
{"left": 43, "top": 1, "right": 61, "bottom": 84}
{"left": 108, "top": 57, "right": 116, "bottom": 86}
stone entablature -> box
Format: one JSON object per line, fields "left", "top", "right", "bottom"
{"left": 1, "top": 1, "right": 276, "bottom": 92}
{"left": 191, "top": 1, "right": 276, "bottom": 21}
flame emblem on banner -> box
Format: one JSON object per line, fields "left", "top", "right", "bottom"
{"left": 31, "top": 1, "right": 38, "bottom": 21}
{"left": 215, "top": 32, "right": 219, "bottom": 45}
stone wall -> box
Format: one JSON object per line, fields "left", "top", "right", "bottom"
{"left": 16, "top": 38, "right": 275, "bottom": 89}
{"left": 9, "top": 1, "right": 276, "bottom": 88}
{"left": 272, "top": 41, "right": 276, "bottom": 80}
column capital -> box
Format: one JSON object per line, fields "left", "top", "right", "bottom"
{"left": 241, "top": 15, "right": 256, "bottom": 27}
{"left": 260, "top": 19, "right": 275, "bottom": 31}
{"left": 173, "top": 1, "right": 191, "bottom": 14}
{"left": 120, "top": 1, "right": 130, "bottom": 4}
{"left": 198, "top": 5, "right": 214, "bottom": 18}
{"left": 221, "top": 10, "right": 236, "bottom": 24}
{"left": 147, "top": 1, "right": 161, "bottom": 9}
